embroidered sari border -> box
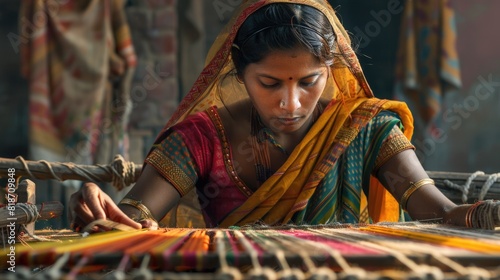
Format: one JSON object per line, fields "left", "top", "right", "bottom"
{"left": 205, "top": 107, "right": 254, "bottom": 197}
{"left": 145, "top": 149, "right": 195, "bottom": 197}
{"left": 375, "top": 132, "right": 415, "bottom": 171}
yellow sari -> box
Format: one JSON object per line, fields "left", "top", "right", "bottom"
{"left": 156, "top": 0, "right": 414, "bottom": 227}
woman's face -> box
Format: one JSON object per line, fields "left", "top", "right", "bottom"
{"left": 242, "top": 48, "right": 328, "bottom": 134}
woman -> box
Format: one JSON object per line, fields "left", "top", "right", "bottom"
{"left": 70, "top": 0, "right": 497, "bottom": 231}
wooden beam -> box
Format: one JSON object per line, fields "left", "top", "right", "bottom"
{"left": 0, "top": 157, "right": 142, "bottom": 190}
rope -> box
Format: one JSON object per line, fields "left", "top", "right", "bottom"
{"left": 245, "top": 229, "right": 305, "bottom": 279}
{"left": 15, "top": 203, "right": 71, "bottom": 243}
{"left": 129, "top": 254, "right": 154, "bottom": 280}
{"left": 110, "top": 154, "right": 136, "bottom": 191}
{"left": 233, "top": 230, "right": 278, "bottom": 279}
{"left": 479, "top": 173, "right": 500, "bottom": 200}
{"left": 431, "top": 252, "right": 492, "bottom": 279}
{"left": 214, "top": 230, "right": 243, "bottom": 280}
{"left": 266, "top": 229, "right": 337, "bottom": 279}
{"left": 39, "top": 160, "right": 63, "bottom": 181}
{"left": 16, "top": 203, "right": 40, "bottom": 224}
{"left": 443, "top": 171, "right": 484, "bottom": 203}
{"left": 14, "top": 154, "right": 137, "bottom": 191}
{"left": 16, "top": 156, "right": 37, "bottom": 179}
{"left": 442, "top": 170, "right": 500, "bottom": 204}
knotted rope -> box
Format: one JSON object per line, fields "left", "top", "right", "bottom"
{"left": 441, "top": 171, "right": 500, "bottom": 230}
{"left": 12, "top": 155, "right": 138, "bottom": 191}
{"left": 16, "top": 203, "right": 39, "bottom": 224}
{"left": 443, "top": 171, "right": 500, "bottom": 203}
{"left": 110, "top": 155, "right": 137, "bottom": 191}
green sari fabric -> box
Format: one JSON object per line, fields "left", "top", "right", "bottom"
{"left": 294, "top": 111, "right": 408, "bottom": 224}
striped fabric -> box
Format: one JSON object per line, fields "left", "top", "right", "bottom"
{"left": 296, "top": 111, "right": 410, "bottom": 224}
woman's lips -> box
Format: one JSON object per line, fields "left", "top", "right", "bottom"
{"left": 277, "top": 117, "right": 301, "bottom": 125}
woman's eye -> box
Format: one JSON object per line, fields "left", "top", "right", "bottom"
{"left": 300, "top": 80, "right": 317, "bottom": 87}
{"left": 261, "top": 82, "right": 279, "bottom": 88}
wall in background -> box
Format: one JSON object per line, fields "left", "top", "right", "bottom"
{"left": 125, "top": 0, "right": 179, "bottom": 164}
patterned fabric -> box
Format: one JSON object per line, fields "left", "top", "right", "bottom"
{"left": 296, "top": 111, "right": 414, "bottom": 224}
{"left": 20, "top": 0, "right": 136, "bottom": 164}
{"left": 146, "top": 105, "right": 414, "bottom": 227}
{"left": 146, "top": 108, "right": 250, "bottom": 227}
{"left": 393, "top": 0, "right": 461, "bottom": 135}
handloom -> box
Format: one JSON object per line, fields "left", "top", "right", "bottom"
{"left": 1, "top": 223, "right": 499, "bottom": 279}
{"left": 1, "top": 156, "right": 500, "bottom": 279}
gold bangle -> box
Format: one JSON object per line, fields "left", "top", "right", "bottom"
{"left": 400, "top": 178, "right": 435, "bottom": 211}
{"left": 119, "top": 198, "right": 158, "bottom": 223}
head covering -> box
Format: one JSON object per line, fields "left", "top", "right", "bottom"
{"left": 155, "top": 0, "right": 414, "bottom": 226}
{"left": 165, "top": 0, "right": 378, "bottom": 128}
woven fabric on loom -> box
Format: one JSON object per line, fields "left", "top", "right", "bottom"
{"left": 2, "top": 223, "right": 500, "bottom": 279}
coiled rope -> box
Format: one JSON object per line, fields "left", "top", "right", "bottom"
{"left": 443, "top": 171, "right": 500, "bottom": 203}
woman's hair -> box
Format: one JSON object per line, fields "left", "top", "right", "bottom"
{"left": 232, "top": 3, "right": 336, "bottom": 76}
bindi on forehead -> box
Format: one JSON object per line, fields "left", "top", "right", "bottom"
{"left": 289, "top": 77, "right": 293, "bottom": 80}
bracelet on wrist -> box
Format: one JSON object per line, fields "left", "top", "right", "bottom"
{"left": 119, "top": 198, "right": 158, "bottom": 224}
{"left": 400, "top": 178, "right": 435, "bottom": 212}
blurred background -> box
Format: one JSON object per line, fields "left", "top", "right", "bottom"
{"left": 1, "top": 0, "right": 499, "bottom": 227}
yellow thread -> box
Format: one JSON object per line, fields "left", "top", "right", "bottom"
{"left": 149, "top": 229, "right": 192, "bottom": 254}
{"left": 360, "top": 225, "right": 500, "bottom": 254}
{"left": 13, "top": 230, "right": 142, "bottom": 255}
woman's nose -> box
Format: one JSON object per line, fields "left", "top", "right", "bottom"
{"left": 280, "top": 87, "right": 301, "bottom": 112}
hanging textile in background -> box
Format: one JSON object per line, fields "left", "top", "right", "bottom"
{"left": 393, "top": 0, "right": 461, "bottom": 138}
{"left": 19, "top": 0, "right": 137, "bottom": 165}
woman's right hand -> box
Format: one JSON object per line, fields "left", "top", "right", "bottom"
{"left": 68, "top": 182, "right": 142, "bottom": 232}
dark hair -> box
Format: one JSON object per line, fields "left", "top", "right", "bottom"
{"left": 232, "top": 3, "right": 336, "bottom": 76}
